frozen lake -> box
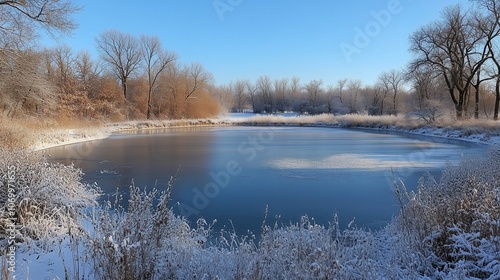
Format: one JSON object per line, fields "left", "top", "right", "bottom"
{"left": 46, "top": 126, "right": 482, "bottom": 234}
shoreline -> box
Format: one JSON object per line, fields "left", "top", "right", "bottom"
{"left": 31, "top": 115, "right": 500, "bottom": 151}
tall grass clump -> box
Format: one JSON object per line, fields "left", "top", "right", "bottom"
{"left": 241, "top": 113, "right": 336, "bottom": 125}
{"left": 394, "top": 146, "right": 500, "bottom": 278}
{"left": 84, "top": 180, "right": 204, "bottom": 280}
{"left": 0, "top": 150, "right": 99, "bottom": 243}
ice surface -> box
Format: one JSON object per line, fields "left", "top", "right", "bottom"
{"left": 266, "top": 153, "right": 436, "bottom": 170}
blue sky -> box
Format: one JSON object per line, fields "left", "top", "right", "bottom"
{"left": 42, "top": 0, "right": 469, "bottom": 87}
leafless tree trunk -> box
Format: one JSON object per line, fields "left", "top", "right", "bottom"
{"left": 0, "top": 0, "right": 79, "bottom": 49}
{"left": 245, "top": 80, "right": 258, "bottom": 113}
{"left": 233, "top": 80, "right": 247, "bottom": 112}
{"left": 141, "top": 35, "right": 176, "bottom": 119}
{"left": 304, "top": 79, "right": 323, "bottom": 114}
{"left": 183, "top": 62, "right": 212, "bottom": 101}
{"left": 375, "top": 76, "right": 390, "bottom": 115}
{"left": 0, "top": 50, "right": 57, "bottom": 117}
{"left": 273, "top": 78, "right": 289, "bottom": 112}
{"left": 347, "top": 80, "right": 362, "bottom": 114}
{"left": 472, "top": 0, "right": 500, "bottom": 119}
{"left": 256, "top": 76, "right": 274, "bottom": 113}
{"left": 96, "top": 30, "right": 142, "bottom": 99}
{"left": 75, "top": 50, "right": 101, "bottom": 92}
{"left": 378, "top": 69, "right": 404, "bottom": 115}
{"left": 336, "top": 79, "right": 347, "bottom": 105}
{"left": 409, "top": 5, "right": 489, "bottom": 119}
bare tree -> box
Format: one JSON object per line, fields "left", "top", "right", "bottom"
{"left": 0, "top": 50, "right": 57, "bottom": 117}
{"left": 376, "top": 77, "right": 389, "bottom": 115}
{"left": 74, "top": 50, "right": 101, "bottom": 92}
{"left": 232, "top": 80, "right": 247, "bottom": 113}
{"left": 50, "top": 44, "right": 76, "bottom": 93}
{"left": 256, "top": 75, "right": 274, "bottom": 113}
{"left": 472, "top": 0, "right": 500, "bottom": 119}
{"left": 290, "top": 77, "right": 301, "bottom": 98}
{"left": 162, "top": 62, "right": 212, "bottom": 118}
{"left": 336, "top": 79, "right": 348, "bottom": 105}
{"left": 325, "top": 85, "right": 336, "bottom": 113}
{"left": 409, "top": 5, "right": 490, "bottom": 119}
{"left": 347, "top": 80, "right": 362, "bottom": 113}
{"left": 183, "top": 62, "right": 212, "bottom": 101}
{"left": 304, "top": 79, "right": 323, "bottom": 114}
{"left": 96, "top": 30, "right": 142, "bottom": 99}
{"left": 141, "top": 35, "right": 176, "bottom": 119}
{"left": 274, "top": 78, "right": 289, "bottom": 112}
{"left": 0, "top": 0, "right": 79, "bottom": 49}
{"left": 212, "top": 83, "right": 232, "bottom": 114}
{"left": 378, "top": 69, "right": 404, "bottom": 115}
{"left": 375, "top": 76, "right": 391, "bottom": 115}
{"left": 245, "top": 80, "right": 258, "bottom": 113}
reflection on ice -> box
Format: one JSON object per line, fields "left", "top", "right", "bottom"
{"left": 266, "top": 153, "right": 438, "bottom": 170}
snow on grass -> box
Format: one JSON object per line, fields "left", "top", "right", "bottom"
{"left": 4, "top": 113, "right": 498, "bottom": 151}
{"left": 235, "top": 113, "right": 500, "bottom": 145}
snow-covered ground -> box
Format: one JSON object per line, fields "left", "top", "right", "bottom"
{"left": 4, "top": 113, "right": 500, "bottom": 279}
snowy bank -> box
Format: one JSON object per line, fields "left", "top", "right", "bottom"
{"left": 26, "top": 114, "right": 500, "bottom": 151}
{"left": 31, "top": 118, "right": 233, "bottom": 151}
{"left": 229, "top": 113, "right": 500, "bottom": 145}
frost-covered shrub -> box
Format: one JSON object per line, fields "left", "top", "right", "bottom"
{"left": 0, "top": 149, "right": 99, "bottom": 242}
{"left": 85, "top": 181, "right": 204, "bottom": 280}
{"left": 395, "top": 146, "right": 500, "bottom": 278}
{"left": 83, "top": 189, "right": 402, "bottom": 280}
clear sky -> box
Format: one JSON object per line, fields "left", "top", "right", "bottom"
{"left": 42, "top": 0, "right": 470, "bottom": 87}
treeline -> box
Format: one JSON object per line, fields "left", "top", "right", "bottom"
{"left": 215, "top": 75, "right": 408, "bottom": 116}
{"left": 3, "top": 0, "right": 500, "bottom": 124}
{"left": 217, "top": 0, "right": 500, "bottom": 122}
{"left": 217, "top": 70, "right": 497, "bottom": 123}
{"left": 0, "top": 3, "right": 220, "bottom": 122}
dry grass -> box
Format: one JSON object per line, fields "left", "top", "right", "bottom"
{"left": 0, "top": 117, "right": 106, "bottom": 150}
{"left": 0, "top": 120, "right": 35, "bottom": 149}
{"left": 236, "top": 114, "right": 500, "bottom": 143}
{"left": 2, "top": 113, "right": 500, "bottom": 150}
{"left": 238, "top": 113, "right": 336, "bottom": 125}
{"left": 335, "top": 114, "right": 420, "bottom": 128}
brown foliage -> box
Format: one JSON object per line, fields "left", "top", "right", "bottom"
{"left": 185, "top": 90, "right": 220, "bottom": 119}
